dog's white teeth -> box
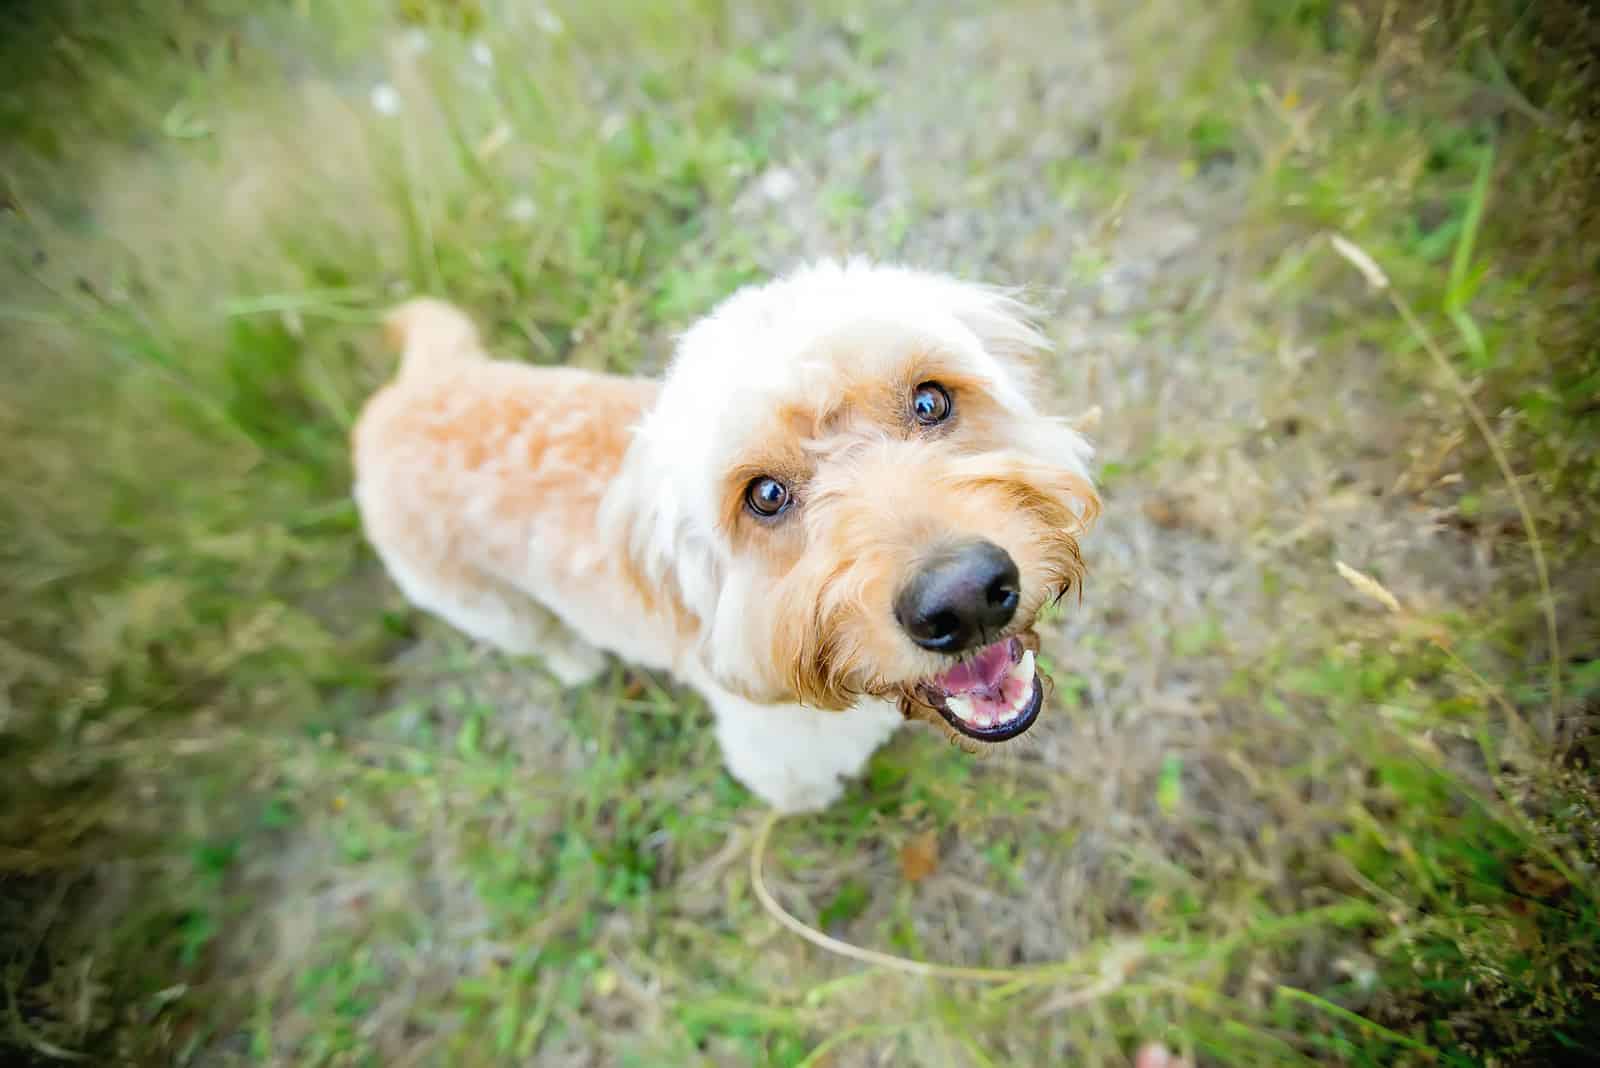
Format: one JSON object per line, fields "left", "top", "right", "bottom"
{"left": 946, "top": 695, "right": 977, "bottom": 725}
{"left": 995, "top": 650, "right": 1035, "bottom": 723}
{"left": 1015, "top": 649, "right": 1035, "bottom": 688}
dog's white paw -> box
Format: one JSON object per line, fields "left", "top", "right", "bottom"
{"left": 741, "top": 770, "right": 847, "bottom": 814}
{"left": 540, "top": 642, "right": 608, "bottom": 689}
{"left": 708, "top": 692, "right": 901, "bottom": 813}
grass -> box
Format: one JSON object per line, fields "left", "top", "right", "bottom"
{"left": 3, "top": 0, "right": 1598, "bottom": 1065}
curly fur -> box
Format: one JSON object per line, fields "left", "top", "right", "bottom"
{"left": 353, "top": 261, "right": 1098, "bottom": 811}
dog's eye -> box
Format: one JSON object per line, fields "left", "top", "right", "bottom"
{"left": 911, "top": 381, "right": 953, "bottom": 425}
{"left": 745, "top": 476, "right": 791, "bottom": 518}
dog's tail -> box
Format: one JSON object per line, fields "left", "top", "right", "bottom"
{"left": 383, "top": 298, "right": 483, "bottom": 377}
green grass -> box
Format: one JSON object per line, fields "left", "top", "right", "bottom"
{"left": 1247, "top": 1, "right": 1600, "bottom": 563}
{"left": 0, "top": 1, "right": 847, "bottom": 1060}
{"left": 1107, "top": 2, "right": 1600, "bottom": 1058}
{"left": 3, "top": 0, "right": 1599, "bottom": 1065}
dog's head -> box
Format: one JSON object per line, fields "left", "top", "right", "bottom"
{"left": 612, "top": 261, "right": 1098, "bottom": 743}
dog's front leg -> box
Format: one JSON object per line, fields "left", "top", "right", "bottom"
{"left": 705, "top": 688, "right": 903, "bottom": 812}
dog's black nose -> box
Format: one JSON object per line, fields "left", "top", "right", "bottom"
{"left": 894, "top": 540, "right": 1020, "bottom": 653}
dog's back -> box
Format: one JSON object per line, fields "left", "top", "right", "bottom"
{"left": 352, "top": 300, "right": 666, "bottom": 674}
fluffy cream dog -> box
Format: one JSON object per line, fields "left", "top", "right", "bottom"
{"left": 353, "top": 261, "right": 1099, "bottom": 811}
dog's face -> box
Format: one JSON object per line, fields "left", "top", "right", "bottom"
{"left": 618, "top": 262, "right": 1098, "bottom": 743}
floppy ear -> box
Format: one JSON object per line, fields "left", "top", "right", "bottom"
{"left": 601, "top": 441, "right": 718, "bottom": 648}
{"left": 940, "top": 281, "right": 1051, "bottom": 369}
{"left": 876, "top": 265, "right": 1047, "bottom": 361}
{"left": 609, "top": 420, "right": 847, "bottom": 707}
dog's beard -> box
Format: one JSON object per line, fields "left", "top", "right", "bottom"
{"left": 758, "top": 452, "right": 1096, "bottom": 742}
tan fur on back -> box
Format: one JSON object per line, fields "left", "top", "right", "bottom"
{"left": 354, "top": 301, "right": 691, "bottom": 675}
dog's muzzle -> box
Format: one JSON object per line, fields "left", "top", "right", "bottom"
{"left": 894, "top": 541, "right": 1042, "bottom": 741}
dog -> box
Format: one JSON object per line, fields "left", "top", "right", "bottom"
{"left": 352, "top": 261, "right": 1099, "bottom": 811}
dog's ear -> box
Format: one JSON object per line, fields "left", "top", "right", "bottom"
{"left": 939, "top": 280, "right": 1051, "bottom": 370}
{"left": 608, "top": 436, "right": 852, "bottom": 708}
{"left": 602, "top": 448, "right": 719, "bottom": 652}
{"left": 872, "top": 265, "right": 1048, "bottom": 364}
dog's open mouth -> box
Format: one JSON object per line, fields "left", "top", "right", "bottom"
{"left": 919, "top": 636, "right": 1042, "bottom": 742}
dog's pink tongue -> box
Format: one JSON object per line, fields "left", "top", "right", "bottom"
{"left": 933, "top": 639, "right": 1014, "bottom": 696}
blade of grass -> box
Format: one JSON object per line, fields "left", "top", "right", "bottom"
{"left": 1330, "top": 231, "right": 1562, "bottom": 730}
{"left": 1446, "top": 147, "right": 1496, "bottom": 367}
{"left": 1275, "top": 986, "right": 1452, "bottom": 1063}
{"left": 795, "top": 1023, "right": 905, "bottom": 1068}
{"left": 1447, "top": 146, "right": 1494, "bottom": 312}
